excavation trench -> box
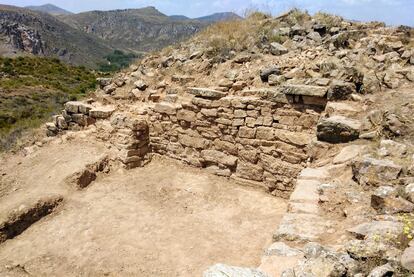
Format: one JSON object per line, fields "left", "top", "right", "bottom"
{"left": 0, "top": 196, "right": 63, "bottom": 244}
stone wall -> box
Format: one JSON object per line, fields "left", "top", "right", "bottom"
{"left": 147, "top": 89, "right": 326, "bottom": 197}
{"left": 48, "top": 87, "right": 327, "bottom": 197}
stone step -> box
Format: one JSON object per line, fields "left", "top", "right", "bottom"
{"left": 289, "top": 179, "right": 321, "bottom": 204}
{"left": 258, "top": 242, "right": 304, "bottom": 277}
{"left": 273, "top": 213, "right": 330, "bottom": 242}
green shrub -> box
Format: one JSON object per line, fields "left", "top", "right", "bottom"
{"left": 98, "top": 50, "right": 139, "bottom": 72}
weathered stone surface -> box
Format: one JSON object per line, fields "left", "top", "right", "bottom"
{"left": 259, "top": 243, "right": 304, "bottom": 277}
{"left": 352, "top": 158, "right": 402, "bottom": 186}
{"left": 71, "top": 114, "right": 95, "bottom": 127}
{"left": 281, "top": 84, "right": 327, "bottom": 97}
{"left": 236, "top": 161, "right": 264, "bottom": 181}
{"left": 347, "top": 221, "right": 403, "bottom": 240}
{"left": 371, "top": 186, "right": 414, "bottom": 214}
{"left": 290, "top": 179, "right": 320, "bottom": 203}
{"left": 260, "top": 66, "right": 280, "bottom": 82}
{"left": 333, "top": 145, "right": 365, "bottom": 164}
{"left": 401, "top": 245, "right": 414, "bottom": 272}
{"left": 239, "top": 127, "right": 256, "bottom": 139}
{"left": 203, "top": 264, "right": 269, "bottom": 277}
{"left": 96, "top": 77, "right": 112, "bottom": 88}
{"left": 89, "top": 106, "right": 116, "bottom": 119}
{"left": 326, "top": 102, "right": 359, "bottom": 117}
{"left": 188, "top": 87, "right": 226, "bottom": 99}
{"left": 56, "top": 116, "right": 68, "bottom": 130}
{"left": 177, "top": 109, "right": 196, "bottom": 122}
{"left": 298, "top": 167, "right": 330, "bottom": 181}
{"left": 273, "top": 213, "right": 329, "bottom": 242}
{"left": 270, "top": 42, "right": 288, "bottom": 56}
{"left": 154, "top": 103, "right": 179, "bottom": 115}
{"left": 260, "top": 154, "right": 302, "bottom": 177}
{"left": 405, "top": 183, "right": 414, "bottom": 203}
{"left": 134, "top": 80, "right": 148, "bottom": 91}
{"left": 179, "top": 135, "right": 210, "bottom": 149}
{"left": 274, "top": 130, "right": 313, "bottom": 146}
{"left": 317, "top": 116, "right": 361, "bottom": 143}
{"left": 327, "top": 80, "right": 356, "bottom": 100}
{"left": 378, "top": 139, "right": 407, "bottom": 158}
{"left": 201, "top": 150, "right": 238, "bottom": 167}
{"left": 367, "top": 264, "right": 394, "bottom": 277}
{"left": 256, "top": 127, "right": 274, "bottom": 141}
{"left": 64, "top": 101, "right": 82, "bottom": 114}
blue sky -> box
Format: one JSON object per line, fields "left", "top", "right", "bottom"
{"left": 4, "top": 0, "right": 414, "bottom": 26}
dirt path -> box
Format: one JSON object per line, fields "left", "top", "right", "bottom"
{"left": 0, "top": 154, "right": 287, "bottom": 276}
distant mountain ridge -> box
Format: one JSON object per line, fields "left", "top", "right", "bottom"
{"left": 25, "top": 3, "right": 73, "bottom": 15}
{"left": 0, "top": 4, "right": 243, "bottom": 67}
{"left": 57, "top": 7, "right": 206, "bottom": 53}
{"left": 195, "top": 12, "right": 242, "bottom": 22}
{"left": 0, "top": 4, "right": 112, "bottom": 67}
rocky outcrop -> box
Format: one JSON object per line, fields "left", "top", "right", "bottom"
{"left": 0, "top": 22, "right": 43, "bottom": 55}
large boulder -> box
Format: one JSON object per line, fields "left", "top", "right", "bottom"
{"left": 203, "top": 264, "right": 269, "bottom": 277}
{"left": 317, "top": 116, "right": 361, "bottom": 143}
{"left": 352, "top": 158, "right": 402, "bottom": 186}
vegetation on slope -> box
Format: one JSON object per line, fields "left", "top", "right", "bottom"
{"left": 0, "top": 56, "right": 98, "bottom": 151}
{"left": 98, "top": 50, "right": 140, "bottom": 72}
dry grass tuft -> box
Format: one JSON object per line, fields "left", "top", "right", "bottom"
{"left": 314, "top": 12, "right": 343, "bottom": 28}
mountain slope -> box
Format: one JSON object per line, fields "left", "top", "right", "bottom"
{"left": 59, "top": 7, "right": 207, "bottom": 53}
{"left": 0, "top": 4, "right": 112, "bottom": 67}
{"left": 195, "top": 12, "right": 242, "bottom": 22}
{"left": 25, "top": 3, "right": 73, "bottom": 15}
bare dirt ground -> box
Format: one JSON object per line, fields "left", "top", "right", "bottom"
{"left": 0, "top": 139, "right": 287, "bottom": 276}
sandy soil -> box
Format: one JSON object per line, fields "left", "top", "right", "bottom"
{"left": 0, "top": 150, "right": 287, "bottom": 276}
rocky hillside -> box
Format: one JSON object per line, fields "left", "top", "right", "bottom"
{"left": 25, "top": 4, "right": 73, "bottom": 15}
{"left": 58, "top": 7, "right": 208, "bottom": 53}
{"left": 0, "top": 4, "right": 112, "bottom": 67}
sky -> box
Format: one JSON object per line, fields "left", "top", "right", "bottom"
{"left": 3, "top": 0, "right": 414, "bottom": 26}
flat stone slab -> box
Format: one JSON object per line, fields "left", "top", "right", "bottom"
{"left": 333, "top": 145, "right": 365, "bottom": 164}
{"left": 273, "top": 213, "right": 330, "bottom": 242}
{"left": 89, "top": 106, "right": 116, "bottom": 119}
{"left": 203, "top": 264, "right": 269, "bottom": 277}
{"left": 280, "top": 84, "right": 328, "bottom": 98}
{"left": 298, "top": 167, "right": 330, "bottom": 182}
{"left": 347, "top": 221, "right": 403, "bottom": 239}
{"left": 288, "top": 202, "right": 319, "bottom": 214}
{"left": 239, "top": 89, "right": 290, "bottom": 104}
{"left": 290, "top": 179, "right": 321, "bottom": 203}
{"left": 188, "top": 87, "right": 227, "bottom": 99}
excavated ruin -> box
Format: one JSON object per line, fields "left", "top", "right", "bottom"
{"left": 1, "top": 10, "right": 414, "bottom": 277}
